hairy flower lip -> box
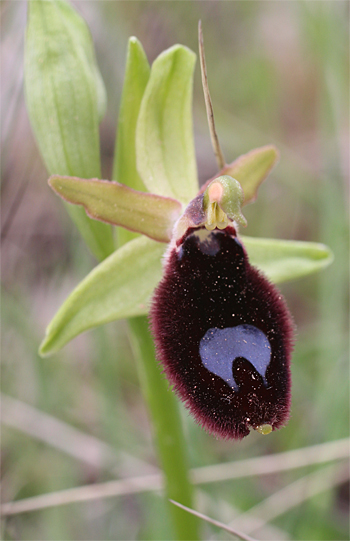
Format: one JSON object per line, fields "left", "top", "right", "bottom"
{"left": 151, "top": 222, "right": 294, "bottom": 440}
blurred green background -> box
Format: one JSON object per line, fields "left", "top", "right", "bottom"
{"left": 1, "top": 1, "right": 349, "bottom": 540}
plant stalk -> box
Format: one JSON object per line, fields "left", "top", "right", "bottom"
{"left": 128, "top": 315, "right": 199, "bottom": 540}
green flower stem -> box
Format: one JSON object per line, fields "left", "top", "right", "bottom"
{"left": 128, "top": 316, "right": 199, "bottom": 540}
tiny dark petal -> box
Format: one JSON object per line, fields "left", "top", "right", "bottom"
{"left": 150, "top": 226, "right": 294, "bottom": 440}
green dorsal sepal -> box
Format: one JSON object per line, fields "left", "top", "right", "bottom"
{"left": 202, "top": 175, "right": 247, "bottom": 231}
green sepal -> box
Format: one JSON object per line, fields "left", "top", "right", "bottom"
{"left": 201, "top": 145, "right": 279, "bottom": 206}
{"left": 24, "top": 0, "right": 114, "bottom": 260}
{"left": 241, "top": 235, "right": 334, "bottom": 283}
{"left": 49, "top": 175, "right": 182, "bottom": 243}
{"left": 136, "top": 45, "right": 198, "bottom": 204}
{"left": 39, "top": 236, "right": 166, "bottom": 357}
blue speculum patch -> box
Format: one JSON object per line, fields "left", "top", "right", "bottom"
{"left": 199, "top": 325, "right": 271, "bottom": 391}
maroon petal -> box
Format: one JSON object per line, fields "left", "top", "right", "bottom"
{"left": 150, "top": 226, "right": 294, "bottom": 440}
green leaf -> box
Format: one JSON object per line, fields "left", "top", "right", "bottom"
{"left": 241, "top": 235, "right": 334, "bottom": 283}
{"left": 113, "top": 37, "right": 150, "bottom": 191}
{"left": 49, "top": 175, "right": 182, "bottom": 243}
{"left": 39, "top": 236, "right": 165, "bottom": 356}
{"left": 25, "top": 0, "right": 114, "bottom": 260}
{"left": 136, "top": 45, "right": 198, "bottom": 205}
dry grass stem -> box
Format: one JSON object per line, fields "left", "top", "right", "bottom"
{"left": 230, "top": 463, "right": 350, "bottom": 534}
{"left": 1, "top": 434, "right": 348, "bottom": 517}
{"left": 198, "top": 20, "right": 226, "bottom": 170}
{"left": 170, "top": 499, "right": 257, "bottom": 541}
{"left": 199, "top": 491, "right": 290, "bottom": 541}
{"left": 192, "top": 437, "right": 350, "bottom": 484}
{"left": 1, "top": 475, "right": 163, "bottom": 517}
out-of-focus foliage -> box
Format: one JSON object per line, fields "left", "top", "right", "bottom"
{"left": 1, "top": 1, "right": 348, "bottom": 540}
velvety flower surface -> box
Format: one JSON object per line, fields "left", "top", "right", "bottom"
{"left": 151, "top": 224, "right": 294, "bottom": 439}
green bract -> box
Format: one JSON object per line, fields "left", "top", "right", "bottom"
{"left": 24, "top": 1, "right": 333, "bottom": 357}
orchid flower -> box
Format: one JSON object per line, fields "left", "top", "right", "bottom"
{"left": 24, "top": 2, "right": 334, "bottom": 536}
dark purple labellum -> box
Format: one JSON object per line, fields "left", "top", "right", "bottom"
{"left": 150, "top": 225, "right": 294, "bottom": 440}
